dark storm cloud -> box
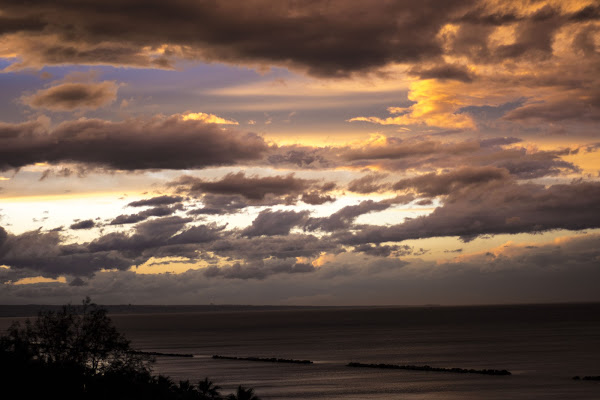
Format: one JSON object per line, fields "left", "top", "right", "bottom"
{"left": 0, "top": 216, "right": 202, "bottom": 278}
{"left": 0, "top": 116, "right": 580, "bottom": 179}
{"left": 109, "top": 205, "right": 182, "bottom": 225}
{"left": 22, "top": 81, "right": 119, "bottom": 111}
{"left": 380, "top": 194, "right": 416, "bottom": 205}
{"left": 204, "top": 259, "right": 315, "bottom": 280}
{"left": 434, "top": 4, "right": 600, "bottom": 126}
{"left": 69, "top": 277, "right": 87, "bottom": 286}
{"left": 89, "top": 216, "right": 193, "bottom": 255}
{"left": 300, "top": 191, "right": 335, "bottom": 205}
{"left": 242, "top": 209, "right": 310, "bottom": 237}
{"left": 415, "top": 199, "right": 433, "bottom": 206}
{"left": 447, "top": 3, "right": 580, "bottom": 62}
{"left": 0, "top": 115, "right": 268, "bottom": 171}
{"left": 187, "top": 194, "right": 249, "bottom": 215}
{"left": 0, "top": 227, "right": 8, "bottom": 248}
{"left": 171, "top": 172, "right": 333, "bottom": 203}
{"left": 207, "top": 233, "right": 343, "bottom": 262}
{"left": 342, "top": 137, "right": 480, "bottom": 162}
{"left": 503, "top": 90, "right": 600, "bottom": 122}
{"left": 494, "top": 158, "right": 580, "bottom": 179}
{"left": 486, "top": 147, "right": 581, "bottom": 179}
{"left": 393, "top": 166, "right": 511, "bottom": 196}
{"left": 2, "top": 1, "right": 594, "bottom": 79}
{"left": 168, "top": 223, "right": 225, "bottom": 245}
{"left": 572, "top": 22, "right": 600, "bottom": 56}
{"left": 39, "top": 165, "right": 91, "bottom": 180}
{"left": 90, "top": 215, "right": 330, "bottom": 266}
{"left": 172, "top": 172, "right": 310, "bottom": 199}
{"left": 338, "top": 180, "right": 600, "bottom": 245}
{"left": 0, "top": 0, "right": 477, "bottom": 76}
{"left": 340, "top": 136, "right": 580, "bottom": 179}
{"left": 0, "top": 213, "right": 345, "bottom": 281}
{"left": 459, "top": 102, "right": 527, "bottom": 121}
{"left": 2, "top": 234, "right": 599, "bottom": 305}
{"left": 408, "top": 63, "right": 474, "bottom": 82}
{"left": 305, "top": 200, "right": 391, "bottom": 232}
{"left": 0, "top": 227, "right": 133, "bottom": 277}
{"left": 266, "top": 136, "right": 580, "bottom": 180}
{"left": 267, "top": 145, "right": 333, "bottom": 169}
{"left": 348, "top": 173, "right": 390, "bottom": 194}
{"left": 109, "top": 214, "right": 151, "bottom": 226}
{"left": 584, "top": 143, "right": 600, "bottom": 152}
{"left": 0, "top": 266, "right": 43, "bottom": 284}
{"left": 0, "top": 118, "right": 47, "bottom": 139}
{"left": 479, "top": 137, "right": 523, "bottom": 147}
{"left": 128, "top": 195, "right": 184, "bottom": 207}
{"left": 69, "top": 219, "right": 95, "bottom": 230}
{"left": 353, "top": 243, "right": 414, "bottom": 257}
{"left": 570, "top": 5, "right": 600, "bottom": 21}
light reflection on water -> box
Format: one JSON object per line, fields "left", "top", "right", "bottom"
{"left": 2, "top": 304, "right": 599, "bottom": 399}
{"left": 109, "top": 304, "right": 600, "bottom": 399}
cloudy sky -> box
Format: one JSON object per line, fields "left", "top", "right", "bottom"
{"left": 0, "top": 0, "right": 599, "bottom": 305}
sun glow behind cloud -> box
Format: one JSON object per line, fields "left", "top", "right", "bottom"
{"left": 182, "top": 112, "right": 239, "bottom": 125}
{"left": 11, "top": 276, "right": 67, "bottom": 285}
{"left": 349, "top": 79, "right": 477, "bottom": 129}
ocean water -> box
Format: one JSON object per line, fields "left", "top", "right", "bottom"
{"left": 2, "top": 304, "right": 599, "bottom": 399}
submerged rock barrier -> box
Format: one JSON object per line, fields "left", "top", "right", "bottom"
{"left": 131, "top": 350, "right": 194, "bottom": 358}
{"left": 573, "top": 376, "right": 600, "bottom": 381}
{"left": 212, "top": 355, "right": 313, "bottom": 364}
{"left": 346, "top": 362, "right": 511, "bottom": 376}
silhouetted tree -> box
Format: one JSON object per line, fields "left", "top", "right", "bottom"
{"left": 1, "top": 297, "right": 151, "bottom": 376}
{"left": 152, "top": 375, "right": 179, "bottom": 399}
{"left": 175, "top": 380, "right": 198, "bottom": 399}
{"left": 0, "top": 298, "right": 259, "bottom": 400}
{"left": 227, "top": 385, "right": 261, "bottom": 400}
{"left": 198, "top": 377, "right": 222, "bottom": 399}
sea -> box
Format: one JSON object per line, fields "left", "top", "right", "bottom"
{"left": 1, "top": 303, "right": 599, "bottom": 399}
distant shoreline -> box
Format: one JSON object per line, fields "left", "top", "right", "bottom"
{"left": 0, "top": 302, "right": 598, "bottom": 318}
{"left": 0, "top": 304, "right": 341, "bottom": 318}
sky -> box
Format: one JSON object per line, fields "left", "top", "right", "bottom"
{"left": 0, "top": 0, "right": 599, "bottom": 305}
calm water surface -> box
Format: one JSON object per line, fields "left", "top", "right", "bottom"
{"left": 2, "top": 304, "right": 599, "bottom": 399}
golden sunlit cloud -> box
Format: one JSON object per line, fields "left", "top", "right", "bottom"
{"left": 482, "top": 0, "right": 595, "bottom": 15}
{"left": 312, "top": 253, "right": 336, "bottom": 267}
{"left": 130, "top": 257, "right": 206, "bottom": 275}
{"left": 182, "top": 112, "right": 239, "bottom": 125}
{"left": 11, "top": 276, "right": 67, "bottom": 285}
{"left": 349, "top": 79, "right": 476, "bottom": 129}
{"left": 441, "top": 231, "right": 599, "bottom": 267}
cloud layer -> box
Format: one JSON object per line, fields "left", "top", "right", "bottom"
{"left": 22, "top": 81, "right": 119, "bottom": 111}
{"left": 2, "top": 233, "right": 599, "bottom": 305}
{"left": 0, "top": 0, "right": 598, "bottom": 306}
{"left": 0, "top": 115, "right": 268, "bottom": 171}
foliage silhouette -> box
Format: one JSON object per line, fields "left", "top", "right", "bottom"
{"left": 0, "top": 298, "right": 258, "bottom": 400}
{"left": 1, "top": 297, "right": 151, "bottom": 374}
{"left": 227, "top": 385, "right": 261, "bottom": 400}
{"left": 198, "top": 377, "right": 223, "bottom": 399}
